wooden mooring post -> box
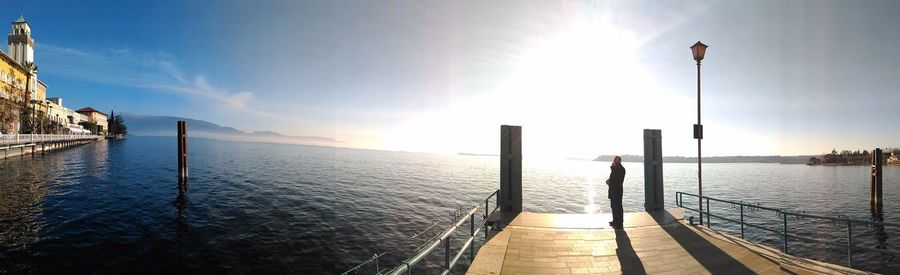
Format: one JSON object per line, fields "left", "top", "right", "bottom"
{"left": 177, "top": 121, "right": 188, "bottom": 182}
{"left": 871, "top": 148, "right": 883, "bottom": 209}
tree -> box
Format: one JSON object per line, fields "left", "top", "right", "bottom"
{"left": 79, "top": 121, "right": 98, "bottom": 135}
{"left": 0, "top": 98, "right": 19, "bottom": 134}
{"left": 19, "top": 101, "right": 35, "bottom": 133}
{"left": 23, "top": 62, "right": 37, "bottom": 134}
{"left": 108, "top": 110, "right": 115, "bottom": 135}
{"left": 107, "top": 111, "right": 127, "bottom": 137}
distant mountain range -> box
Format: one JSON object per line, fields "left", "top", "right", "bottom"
{"left": 593, "top": 154, "right": 814, "bottom": 164}
{"left": 120, "top": 113, "right": 341, "bottom": 146}
{"left": 458, "top": 152, "right": 500, "bottom": 157}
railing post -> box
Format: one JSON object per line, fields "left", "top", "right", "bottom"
{"left": 739, "top": 204, "right": 745, "bottom": 239}
{"left": 782, "top": 212, "right": 788, "bottom": 253}
{"left": 444, "top": 238, "right": 451, "bottom": 271}
{"left": 706, "top": 197, "right": 711, "bottom": 227}
{"left": 847, "top": 221, "right": 853, "bottom": 268}
{"left": 470, "top": 213, "right": 475, "bottom": 260}
{"left": 484, "top": 199, "right": 489, "bottom": 239}
{"left": 699, "top": 205, "right": 703, "bottom": 226}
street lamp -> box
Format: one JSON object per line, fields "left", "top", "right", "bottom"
{"left": 691, "top": 41, "right": 708, "bottom": 226}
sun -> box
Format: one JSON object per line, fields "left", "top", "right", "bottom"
{"left": 490, "top": 21, "right": 662, "bottom": 158}
{"left": 381, "top": 21, "right": 666, "bottom": 158}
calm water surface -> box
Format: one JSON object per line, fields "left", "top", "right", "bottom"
{"left": 0, "top": 137, "right": 897, "bottom": 273}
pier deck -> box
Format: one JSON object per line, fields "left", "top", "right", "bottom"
{"left": 467, "top": 210, "right": 869, "bottom": 275}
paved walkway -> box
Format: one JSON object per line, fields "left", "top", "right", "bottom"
{"left": 467, "top": 209, "right": 870, "bottom": 275}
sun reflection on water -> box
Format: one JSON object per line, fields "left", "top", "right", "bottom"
{"left": 584, "top": 167, "right": 603, "bottom": 214}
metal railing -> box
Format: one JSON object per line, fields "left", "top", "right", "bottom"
{"left": 381, "top": 189, "right": 500, "bottom": 275}
{"left": 0, "top": 134, "right": 102, "bottom": 146}
{"left": 341, "top": 252, "right": 389, "bottom": 275}
{"left": 675, "top": 191, "right": 900, "bottom": 268}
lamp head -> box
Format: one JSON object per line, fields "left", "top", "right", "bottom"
{"left": 691, "top": 41, "right": 708, "bottom": 62}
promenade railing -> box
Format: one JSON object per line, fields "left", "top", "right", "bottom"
{"left": 389, "top": 189, "right": 499, "bottom": 275}
{"left": 342, "top": 189, "right": 500, "bottom": 275}
{"left": 0, "top": 134, "right": 102, "bottom": 146}
{"left": 675, "top": 191, "right": 900, "bottom": 269}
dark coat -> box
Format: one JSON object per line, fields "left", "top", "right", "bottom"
{"left": 607, "top": 165, "right": 626, "bottom": 200}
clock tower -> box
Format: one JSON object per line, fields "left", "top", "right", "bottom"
{"left": 8, "top": 15, "right": 34, "bottom": 67}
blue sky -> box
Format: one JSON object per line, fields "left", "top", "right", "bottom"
{"left": 11, "top": 0, "right": 900, "bottom": 157}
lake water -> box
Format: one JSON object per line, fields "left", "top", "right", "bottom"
{"left": 0, "top": 137, "right": 897, "bottom": 273}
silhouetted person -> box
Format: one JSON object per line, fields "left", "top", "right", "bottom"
{"left": 606, "top": 156, "right": 625, "bottom": 228}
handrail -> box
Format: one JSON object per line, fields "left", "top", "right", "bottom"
{"left": 341, "top": 252, "right": 388, "bottom": 275}
{"left": 0, "top": 134, "right": 102, "bottom": 146}
{"left": 675, "top": 191, "right": 900, "bottom": 269}
{"left": 385, "top": 189, "right": 500, "bottom": 275}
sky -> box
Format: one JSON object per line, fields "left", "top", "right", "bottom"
{"left": 8, "top": 0, "right": 900, "bottom": 158}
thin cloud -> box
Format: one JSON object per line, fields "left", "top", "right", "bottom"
{"left": 39, "top": 44, "right": 271, "bottom": 116}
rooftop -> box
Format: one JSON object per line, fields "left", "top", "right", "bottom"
{"left": 76, "top": 107, "right": 107, "bottom": 116}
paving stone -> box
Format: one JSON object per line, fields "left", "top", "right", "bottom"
{"left": 467, "top": 210, "right": 870, "bottom": 275}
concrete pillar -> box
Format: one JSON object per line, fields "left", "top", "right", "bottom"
{"left": 500, "top": 125, "right": 522, "bottom": 226}
{"left": 643, "top": 129, "right": 664, "bottom": 211}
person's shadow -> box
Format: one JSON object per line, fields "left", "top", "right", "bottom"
{"left": 615, "top": 228, "right": 647, "bottom": 275}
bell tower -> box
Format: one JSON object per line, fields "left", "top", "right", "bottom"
{"left": 8, "top": 15, "right": 34, "bottom": 67}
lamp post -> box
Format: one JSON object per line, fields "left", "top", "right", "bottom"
{"left": 48, "top": 104, "right": 53, "bottom": 134}
{"left": 691, "top": 41, "right": 708, "bottom": 226}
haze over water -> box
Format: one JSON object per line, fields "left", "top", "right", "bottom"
{"left": 0, "top": 137, "right": 897, "bottom": 273}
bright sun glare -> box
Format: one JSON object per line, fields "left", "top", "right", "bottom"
{"left": 381, "top": 21, "right": 775, "bottom": 158}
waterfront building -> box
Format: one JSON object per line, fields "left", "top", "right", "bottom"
{"left": 34, "top": 79, "right": 47, "bottom": 108}
{"left": 65, "top": 107, "right": 90, "bottom": 134}
{"left": 76, "top": 107, "right": 108, "bottom": 134}
{"left": 46, "top": 97, "right": 67, "bottom": 128}
{"left": 48, "top": 97, "right": 90, "bottom": 134}
{"left": 0, "top": 45, "right": 27, "bottom": 134}
{"left": 8, "top": 15, "right": 47, "bottom": 116}
{"left": 0, "top": 56, "right": 26, "bottom": 102}
{"left": 66, "top": 108, "right": 88, "bottom": 124}
{"left": 8, "top": 15, "right": 34, "bottom": 67}
{"left": 0, "top": 15, "right": 55, "bottom": 133}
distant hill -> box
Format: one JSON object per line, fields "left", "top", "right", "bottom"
{"left": 120, "top": 113, "right": 341, "bottom": 146}
{"left": 593, "top": 154, "right": 814, "bottom": 164}
{"left": 458, "top": 152, "right": 499, "bottom": 157}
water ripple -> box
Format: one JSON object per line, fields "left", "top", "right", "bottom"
{"left": 0, "top": 137, "right": 897, "bottom": 273}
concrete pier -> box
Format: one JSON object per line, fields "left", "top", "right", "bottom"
{"left": 468, "top": 210, "right": 868, "bottom": 275}
{"left": 468, "top": 126, "right": 868, "bottom": 274}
